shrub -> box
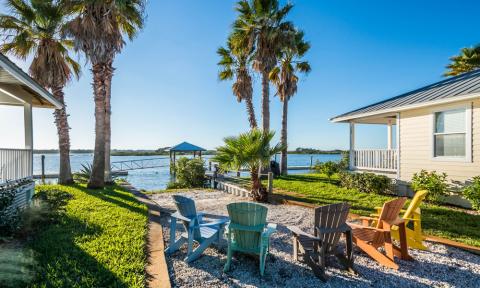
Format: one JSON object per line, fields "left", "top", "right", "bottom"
{"left": 314, "top": 161, "right": 339, "bottom": 181}
{"left": 411, "top": 170, "right": 449, "bottom": 203}
{"left": 172, "top": 157, "right": 206, "bottom": 188}
{"left": 73, "top": 163, "right": 92, "bottom": 184}
{"left": 463, "top": 176, "right": 480, "bottom": 211}
{"left": 0, "top": 179, "right": 34, "bottom": 235}
{"left": 339, "top": 171, "right": 391, "bottom": 194}
{"left": 338, "top": 151, "right": 350, "bottom": 170}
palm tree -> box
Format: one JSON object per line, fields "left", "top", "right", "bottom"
{"left": 0, "top": 0, "right": 80, "bottom": 184}
{"left": 232, "top": 0, "right": 296, "bottom": 133}
{"left": 445, "top": 44, "right": 480, "bottom": 76}
{"left": 217, "top": 34, "right": 257, "bottom": 129}
{"left": 270, "top": 31, "right": 311, "bottom": 175}
{"left": 213, "top": 129, "right": 282, "bottom": 202}
{"left": 65, "top": 0, "right": 145, "bottom": 188}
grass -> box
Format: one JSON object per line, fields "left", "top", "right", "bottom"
{"left": 272, "top": 173, "right": 480, "bottom": 247}
{"left": 28, "top": 184, "right": 148, "bottom": 288}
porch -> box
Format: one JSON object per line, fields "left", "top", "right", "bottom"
{"left": 347, "top": 113, "right": 400, "bottom": 177}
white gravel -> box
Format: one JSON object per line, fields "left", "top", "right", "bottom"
{"left": 150, "top": 190, "right": 480, "bottom": 288}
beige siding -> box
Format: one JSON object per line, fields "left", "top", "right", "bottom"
{"left": 399, "top": 99, "right": 480, "bottom": 182}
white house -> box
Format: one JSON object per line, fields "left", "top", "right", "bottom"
{"left": 0, "top": 53, "right": 61, "bottom": 210}
{"left": 331, "top": 70, "right": 480, "bottom": 204}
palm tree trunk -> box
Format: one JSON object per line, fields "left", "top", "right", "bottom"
{"left": 88, "top": 63, "right": 106, "bottom": 189}
{"left": 104, "top": 60, "right": 114, "bottom": 184}
{"left": 261, "top": 70, "right": 270, "bottom": 132}
{"left": 280, "top": 98, "right": 288, "bottom": 175}
{"left": 51, "top": 86, "right": 73, "bottom": 184}
{"left": 250, "top": 166, "right": 261, "bottom": 201}
{"left": 245, "top": 95, "right": 257, "bottom": 129}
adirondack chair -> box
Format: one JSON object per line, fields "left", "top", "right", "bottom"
{"left": 369, "top": 190, "right": 428, "bottom": 250}
{"left": 350, "top": 197, "right": 411, "bottom": 270}
{"left": 164, "top": 195, "right": 228, "bottom": 262}
{"left": 288, "top": 203, "right": 354, "bottom": 281}
{"left": 224, "top": 202, "right": 277, "bottom": 276}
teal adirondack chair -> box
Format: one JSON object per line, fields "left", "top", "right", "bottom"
{"left": 224, "top": 202, "right": 277, "bottom": 276}
{"left": 165, "top": 195, "right": 229, "bottom": 262}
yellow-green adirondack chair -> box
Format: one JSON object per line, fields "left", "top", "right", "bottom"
{"left": 224, "top": 202, "right": 277, "bottom": 276}
{"left": 370, "top": 190, "right": 428, "bottom": 250}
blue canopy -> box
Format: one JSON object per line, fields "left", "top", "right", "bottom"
{"left": 169, "top": 142, "right": 206, "bottom": 152}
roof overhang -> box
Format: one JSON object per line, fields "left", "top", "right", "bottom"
{"left": 0, "top": 54, "right": 62, "bottom": 109}
{"left": 330, "top": 92, "right": 480, "bottom": 123}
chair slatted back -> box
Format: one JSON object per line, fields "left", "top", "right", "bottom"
{"left": 227, "top": 202, "right": 267, "bottom": 251}
{"left": 403, "top": 190, "right": 428, "bottom": 223}
{"left": 172, "top": 195, "right": 201, "bottom": 239}
{"left": 314, "top": 203, "right": 351, "bottom": 254}
{"left": 376, "top": 197, "right": 407, "bottom": 229}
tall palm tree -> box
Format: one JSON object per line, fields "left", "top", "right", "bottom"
{"left": 445, "top": 44, "right": 480, "bottom": 76}
{"left": 232, "top": 0, "right": 296, "bottom": 133}
{"left": 213, "top": 129, "right": 282, "bottom": 202}
{"left": 270, "top": 31, "right": 310, "bottom": 175}
{"left": 0, "top": 0, "right": 80, "bottom": 184}
{"left": 217, "top": 34, "right": 257, "bottom": 129}
{"left": 65, "top": 0, "right": 145, "bottom": 188}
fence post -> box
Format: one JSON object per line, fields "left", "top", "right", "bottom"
{"left": 213, "top": 165, "right": 218, "bottom": 189}
{"left": 267, "top": 172, "right": 273, "bottom": 195}
{"left": 310, "top": 156, "right": 313, "bottom": 168}
{"left": 41, "top": 155, "right": 45, "bottom": 183}
{"left": 208, "top": 161, "right": 212, "bottom": 171}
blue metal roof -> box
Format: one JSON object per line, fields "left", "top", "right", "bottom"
{"left": 169, "top": 142, "right": 206, "bottom": 152}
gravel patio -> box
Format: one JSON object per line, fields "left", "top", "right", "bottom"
{"left": 150, "top": 190, "right": 480, "bottom": 288}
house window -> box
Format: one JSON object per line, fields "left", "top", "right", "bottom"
{"left": 434, "top": 108, "right": 466, "bottom": 158}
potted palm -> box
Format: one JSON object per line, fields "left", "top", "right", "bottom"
{"left": 213, "top": 129, "right": 283, "bottom": 202}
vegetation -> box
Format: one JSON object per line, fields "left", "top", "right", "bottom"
{"left": 445, "top": 44, "right": 480, "bottom": 76}
{"left": 411, "top": 170, "right": 449, "bottom": 203}
{"left": 65, "top": 0, "right": 146, "bottom": 188}
{"left": 272, "top": 174, "right": 480, "bottom": 247}
{"left": 169, "top": 157, "right": 206, "bottom": 189}
{"left": 464, "top": 176, "right": 480, "bottom": 211}
{"left": 313, "top": 161, "right": 339, "bottom": 182}
{"left": 0, "top": 179, "right": 34, "bottom": 234}
{"left": 338, "top": 171, "right": 392, "bottom": 195}
{"left": 213, "top": 129, "right": 283, "bottom": 202}
{"left": 231, "top": 0, "right": 296, "bottom": 132}
{"left": 72, "top": 163, "right": 93, "bottom": 184}
{"left": 270, "top": 30, "right": 311, "bottom": 175}
{"left": 0, "top": 0, "right": 81, "bottom": 184}
{"left": 27, "top": 184, "right": 147, "bottom": 287}
{"left": 217, "top": 34, "right": 257, "bottom": 129}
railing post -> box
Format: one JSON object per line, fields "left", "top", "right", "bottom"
{"left": 41, "top": 155, "right": 45, "bottom": 184}
{"left": 349, "top": 122, "right": 355, "bottom": 170}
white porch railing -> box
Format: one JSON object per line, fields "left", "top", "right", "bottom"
{"left": 0, "top": 148, "right": 33, "bottom": 183}
{"left": 353, "top": 149, "right": 397, "bottom": 172}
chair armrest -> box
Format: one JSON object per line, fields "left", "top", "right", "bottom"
{"left": 359, "top": 216, "right": 376, "bottom": 221}
{"left": 348, "top": 222, "right": 389, "bottom": 233}
{"left": 199, "top": 218, "right": 229, "bottom": 227}
{"left": 316, "top": 223, "right": 351, "bottom": 235}
{"left": 171, "top": 212, "right": 192, "bottom": 222}
{"left": 288, "top": 226, "right": 313, "bottom": 238}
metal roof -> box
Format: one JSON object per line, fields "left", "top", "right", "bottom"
{"left": 169, "top": 142, "right": 206, "bottom": 152}
{"left": 0, "top": 53, "right": 62, "bottom": 109}
{"left": 331, "top": 69, "right": 480, "bottom": 122}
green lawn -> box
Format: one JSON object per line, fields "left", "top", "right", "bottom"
{"left": 29, "top": 184, "right": 148, "bottom": 288}
{"left": 272, "top": 174, "right": 480, "bottom": 247}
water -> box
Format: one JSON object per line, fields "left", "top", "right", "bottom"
{"left": 34, "top": 153, "right": 341, "bottom": 191}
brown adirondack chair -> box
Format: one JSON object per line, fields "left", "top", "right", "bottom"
{"left": 350, "top": 197, "right": 412, "bottom": 270}
{"left": 288, "top": 203, "right": 354, "bottom": 281}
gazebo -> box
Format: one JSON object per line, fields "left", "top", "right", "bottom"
{"left": 168, "top": 141, "right": 206, "bottom": 168}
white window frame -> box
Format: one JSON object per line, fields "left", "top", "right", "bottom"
{"left": 431, "top": 103, "right": 472, "bottom": 162}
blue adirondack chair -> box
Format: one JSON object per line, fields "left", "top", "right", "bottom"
{"left": 224, "top": 202, "right": 277, "bottom": 276}
{"left": 165, "top": 195, "right": 229, "bottom": 262}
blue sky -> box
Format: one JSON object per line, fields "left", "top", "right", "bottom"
{"left": 1, "top": 0, "right": 480, "bottom": 150}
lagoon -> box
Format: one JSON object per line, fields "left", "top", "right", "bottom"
{"left": 34, "top": 153, "right": 341, "bottom": 191}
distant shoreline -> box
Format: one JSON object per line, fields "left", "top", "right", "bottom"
{"left": 34, "top": 149, "right": 345, "bottom": 156}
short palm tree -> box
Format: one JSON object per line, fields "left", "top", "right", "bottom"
{"left": 65, "top": 0, "right": 145, "bottom": 188}
{"left": 213, "top": 129, "right": 282, "bottom": 202}
{"left": 270, "top": 30, "right": 311, "bottom": 175}
{"left": 232, "top": 0, "right": 296, "bottom": 133}
{"left": 217, "top": 34, "right": 257, "bottom": 129}
{"left": 0, "top": 0, "right": 80, "bottom": 184}
{"left": 445, "top": 44, "right": 480, "bottom": 76}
